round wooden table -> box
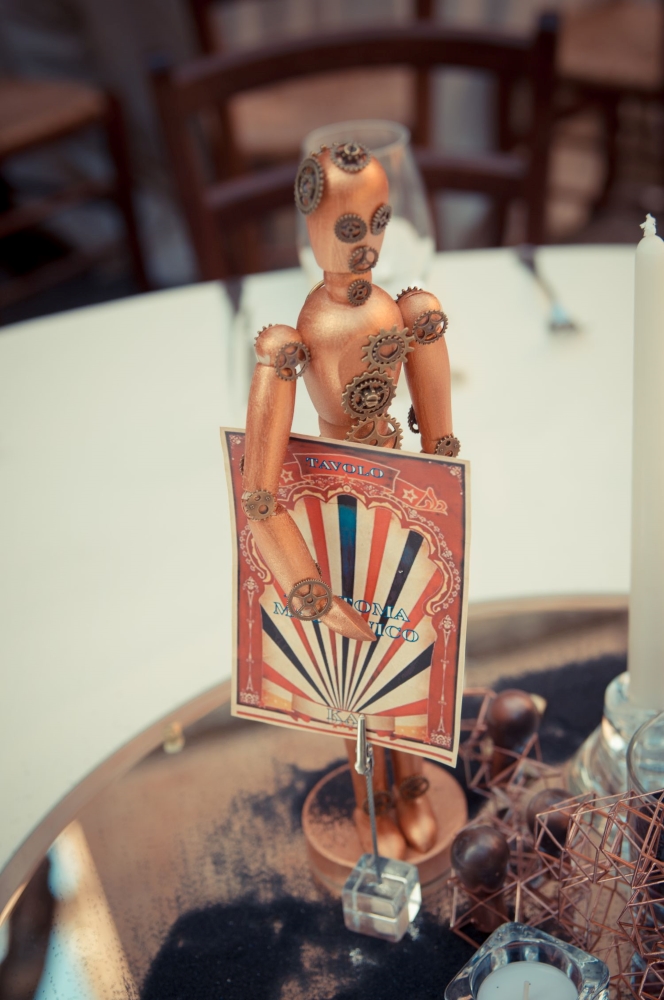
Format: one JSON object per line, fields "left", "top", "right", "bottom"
{"left": 0, "top": 246, "right": 634, "bottom": 922}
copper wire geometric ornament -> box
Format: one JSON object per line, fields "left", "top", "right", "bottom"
{"left": 544, "top": 790, "right": 664, "bottom": 999}
{"left": 447, "top": 689, "right": 664, "bottom": 997}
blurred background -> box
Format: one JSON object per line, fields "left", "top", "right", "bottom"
{"left": 0, "top": 0, "right": 662, "bottom": 325}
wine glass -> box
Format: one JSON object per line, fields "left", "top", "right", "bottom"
{"left": 297, "top": 120, "right": 435, "bottom": 296}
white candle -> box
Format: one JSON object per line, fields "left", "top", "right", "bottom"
{"left": 476, "top": 961, "right": 578, "bottom": 999}
{"left": 629, "top": 214, "right": 664, "bottom": 710}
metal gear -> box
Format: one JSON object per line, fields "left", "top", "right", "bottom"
{"left": 361, "top": 325, "right": 414, "bottom": 373}
{"left": 273, "top": 341, "right": 310, "bottom": 380}
{"left": 287, "top": 578, "right": 333, "bottom": 620}
{"left": 370, "top": 203, "right": 392, "bottom": 235}
{"left": 346, "top": 415, "right": 403, "bottom": 449}
{"left": 347, "top": 279, "right": 372, "bottom": 307}
{"left": 399, "top": 775, "right": 430, "bottom": 800}
{"left": 329, "top": 141, "right": 371, "bottom": 173}
{"left": 341, "top": 371, "right": 396, "bottom": 420}
{"left": 241, "top": 489, "right": 277, "bottom": 520}
{"left": 407, "top": 405, "right": 419, "bottom": 434}
{"left": 334, "top": 213, "right": 367, "bottom": 243}
{"left": 434, "top": 434, "right": 461, "bottom": 458}
{"left": 412, "top": 309, "right": 448, "bottom": 345}
{"left": 348, "top": 245, "right": 379, "bottom": 274}
{"left": 294, "top": 156, "right": 324, "bottom": 214}
{"left": 395, "top": 286, "right": 422, "bottom": 301}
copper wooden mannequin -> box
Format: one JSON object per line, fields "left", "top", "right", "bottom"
{"left": 242, "top": 141, "right": 459, "bottom": 858}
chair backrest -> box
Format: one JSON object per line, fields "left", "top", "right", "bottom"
{"left": 185, "top": 0, "right": 437, "bottom": 148}
{"left": 152, "top": 17, "right": 558, "bottom": 279}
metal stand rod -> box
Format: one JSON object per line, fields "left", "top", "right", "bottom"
{"left": 355, "top": 715, "right": 381, "bottom": 881}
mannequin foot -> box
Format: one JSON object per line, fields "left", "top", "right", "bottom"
{"left": 391, "top": 750, "right": 438, "bottom": 854}
{"left": 394, "top": 775, "right": 437, "bottom": 853}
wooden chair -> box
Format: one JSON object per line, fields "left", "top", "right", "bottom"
{"left": 185, "top": 0, "right": 436, "bottom": 167}
{"left": 557, "top": 0, "right": 664, "bottom": 206}
{"left": 151, "top": 16, "right": 558, "bottom": 280}
{"left": 0, "top": 78, "right": 148, "bottom": 314}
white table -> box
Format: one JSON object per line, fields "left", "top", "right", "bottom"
{"left": 0, "top": 245, "right": 635, "bottom": 910}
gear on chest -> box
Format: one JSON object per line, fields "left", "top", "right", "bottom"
{"left": 341, "top": 371, "right": 396, "bottom": 420}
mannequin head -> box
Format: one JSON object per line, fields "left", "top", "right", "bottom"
{"left": 295, "top": 142, "right": 391, "bottom": 275}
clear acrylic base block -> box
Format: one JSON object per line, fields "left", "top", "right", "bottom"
{"left": 568, "top": 672, "right": 659, "bottom": 796}
{"left": 342, "top": 854, "right": 421, "bottom": 943}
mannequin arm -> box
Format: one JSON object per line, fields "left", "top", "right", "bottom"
{"left": 244, "top": 325, "right": 375, "bottom": 642}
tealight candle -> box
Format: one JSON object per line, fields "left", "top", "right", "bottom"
{"left": 444, "top": 923, "right": 609, "bottom": 1000}
{"left": 476, "top": 961, "right": 578, "bottom": 999}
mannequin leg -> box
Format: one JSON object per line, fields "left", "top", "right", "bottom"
{"left": 391, "top": 749, "right": 437, "bottom": 853}
{"left": 345, "top": 740, "right": 407, "bottom": 860}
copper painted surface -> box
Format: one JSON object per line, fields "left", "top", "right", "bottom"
{"left": 244, "top": 144, "right": 456, "bottom": 641}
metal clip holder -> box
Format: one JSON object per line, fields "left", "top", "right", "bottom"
{"left": 341, "top": 716, "right": 422, "bottom": 943}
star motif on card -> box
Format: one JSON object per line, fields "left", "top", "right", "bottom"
{"left": 281, "top": 470, "right": 294, "bottom": 483}
{"left": 402, "top": 488, "right": 418, "bottom": 503}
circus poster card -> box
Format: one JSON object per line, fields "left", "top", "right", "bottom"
{"left": 220, "top": 430, "right": 470, "bottom": 767}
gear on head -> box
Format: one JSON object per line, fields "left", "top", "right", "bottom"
{"left": 241, "top": 489, "right": 277, "bottom": 520}
{"left": 334, "top": 214, "right": 367, "bottom": 243}
{"left": 348, "top": 245, "right": 379, "bottom": 274}
{"left": 329, "top": 141, "right": 372, "bottom": 173}
{"left": 294, "top": 156, "right": 324, "bottom": 215}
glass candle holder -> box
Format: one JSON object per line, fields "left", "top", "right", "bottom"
{"left": 444, "top": 922, "right": 609, "bottom": 1000}
{"left": 628, "top": 711, "right": 664, "bottom": 796}
{"left": 626, "top": 713, "right": 664, "bottom": 992}
{"left": 297, "top": 119, "right": 435, "bottom": 295}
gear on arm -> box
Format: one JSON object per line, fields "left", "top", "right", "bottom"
{"left": 243, "top": 324, "right": 376, "bottom": 643}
